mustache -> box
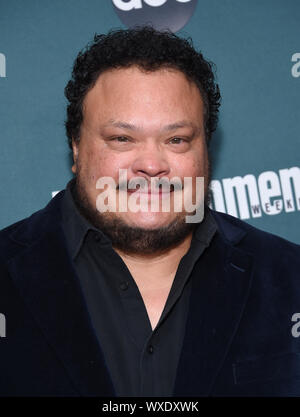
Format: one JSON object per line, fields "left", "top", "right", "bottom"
{"left": 116, "top": 177, "right": 183, "bottom": 192}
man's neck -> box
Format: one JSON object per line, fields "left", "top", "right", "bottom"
{"left": 114, "top": 232, "right": 194, "bottom": 330}
{"left": 114, "top": 231, "right": 193, "bottom": 289}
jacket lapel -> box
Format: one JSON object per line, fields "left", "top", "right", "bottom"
{"left": 173, "top": 227, "right": 254, "bottom": 396}
{"left": 6, "top": 199, "right": 115, "bottom": 397}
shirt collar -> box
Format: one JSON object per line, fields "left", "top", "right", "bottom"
{"left": 61, "top": 178, "right": 102, "bottom": 260}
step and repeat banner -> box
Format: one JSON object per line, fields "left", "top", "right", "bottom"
{"left": 0, "top": 0, "right": 299, "bottom": 243}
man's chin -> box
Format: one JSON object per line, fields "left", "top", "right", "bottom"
{"left": 112, "top": 211, "right": 184, "bottom": 231}
{"left": 98, "top": 214, "right": 194, "bottom": 255}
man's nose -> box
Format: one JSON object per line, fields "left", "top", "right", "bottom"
{"left": 131, "top": 144, "right": 170, "bottom": 179}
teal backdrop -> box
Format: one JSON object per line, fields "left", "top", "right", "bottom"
{"left": 0, "top": 0, "right": 299, "bottom": 243}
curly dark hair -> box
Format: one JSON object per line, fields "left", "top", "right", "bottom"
{"left": 64, "top": 26, "right": 221, "bottom": 149}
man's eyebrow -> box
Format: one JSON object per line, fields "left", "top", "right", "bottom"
{"left": 103, "top": 120, "right": 139, "bottom": 131}
{"left": 102, "top": 120, "right": 200, "bottom": 132}
{"left": 162, "top": 121, "right": 200, "bottom": 132}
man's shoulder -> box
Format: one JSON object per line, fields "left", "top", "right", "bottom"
{"left": 0, "top": 190, "right": 65, "bottom": 261}
{"left": 210, "top": 208, "right": 300, "bottom": 262}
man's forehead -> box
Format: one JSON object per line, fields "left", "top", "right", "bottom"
{"left": 81, "top": 65, "right": 205, "bottom": 126}
{"left": 90, "top": 65, "right": 201, "bottom": 95}
{"left": 101, "top": 119, "right": 202, "bottom": 133}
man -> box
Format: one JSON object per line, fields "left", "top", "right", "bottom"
{"left": 0, "top": 27, "right": 300, "bottom": 397}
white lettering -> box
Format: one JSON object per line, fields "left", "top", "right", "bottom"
{"left": 113, "top": 0, "right": 191, "bottom": 10}
{"left": 291, "top": 313, "right": 300, "bottom": 338}
{"left": 0, "top": 53, "right": 6, "bottom": 78}
{"left": 291, "top": 53, "right": 300, "bottom": 78}
{"left": 112, "top": 0, "right": 142, "bottom": 11}
{"left": 144, "top": 0, "right": 167, "bottom": 6}
{"left": 102, "top": 401, "right": 136, "bottom": 414}
{"left": 258, "top": 171, "right": 283, "bottom": 215}
{"left": 222, "top": 174, "right": 261, "bottom": 219}
{"left": 279, "top": 167, "right": 300, "bottom": 212}
{"left": 96, "top": 177, "right": 117, "bottom": 212}
{"left": 184, "top": 176, "right": 204, "bottom": 223}
{"left": 52, "top": 167, "right": 300, "bottom": 222}
{"left": 0, "top": 313, "right": 6, "bottom": 338}
{"left": 209, "top": 180, "right": 226, "bottom": 213}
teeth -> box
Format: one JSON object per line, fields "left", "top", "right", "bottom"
{"left": 123, "top": 183, "right": 175, "bottom": 192}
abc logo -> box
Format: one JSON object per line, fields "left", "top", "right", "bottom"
{"left": 112, "top": 0, "right": 198, "bottom": 33}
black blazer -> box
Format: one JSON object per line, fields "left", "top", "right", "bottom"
{"left": 0, "top": 190, "right": 300, "bottom": 396}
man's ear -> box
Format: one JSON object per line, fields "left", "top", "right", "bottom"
{"left": 71, "top": 139, "right": 78, "bottom": 174}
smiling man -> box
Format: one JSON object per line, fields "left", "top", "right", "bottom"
{"left": 0, "top": 27, "right": 300, "bottom": 397}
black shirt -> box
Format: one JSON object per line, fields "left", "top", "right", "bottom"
{"left": 61, "top": 178, "right": 217, "bottom": 397}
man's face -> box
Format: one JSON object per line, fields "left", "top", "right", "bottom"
{"left": 71, "top": 66, "right": 210, "bottom": 252}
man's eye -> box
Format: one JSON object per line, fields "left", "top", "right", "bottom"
{"left": 169, "top": 137, "right": 185, "bottom": 145}
{"left": 113, "top": 136, "right": 129, "bottom": 142}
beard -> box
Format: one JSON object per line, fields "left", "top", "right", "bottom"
{"left": 71, "top": 160, "right": 212, "bottom": 256}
